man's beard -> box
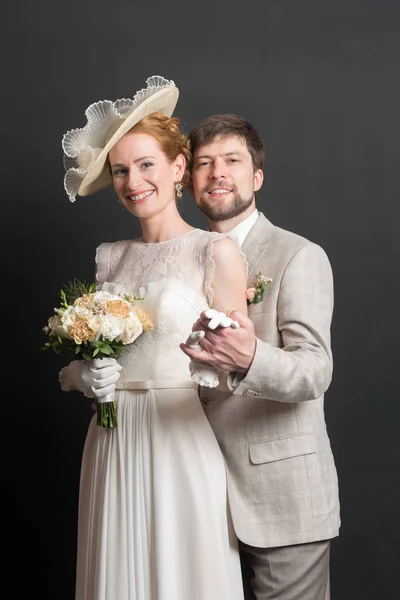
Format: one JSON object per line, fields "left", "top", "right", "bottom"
{"left": 197, "top": 185, "right": 254, "bottom": 222}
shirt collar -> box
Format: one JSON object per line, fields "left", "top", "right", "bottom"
{"left": 227, "top": 210, "right": 259, "bottom": 247}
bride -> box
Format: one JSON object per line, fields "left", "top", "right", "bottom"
{"left": 58, "top": 76, "right": 248, "bottom": 600}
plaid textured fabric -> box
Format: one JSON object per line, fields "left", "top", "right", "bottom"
{"left": 201, "top": 213, "right": 340, "bottom": 548}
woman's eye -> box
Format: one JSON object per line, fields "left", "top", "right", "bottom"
{"left": 113, "top": 168, "right": 127, "bottom": 176}
{"left": 142, "top": 162, "right": 154, "bottom": 169}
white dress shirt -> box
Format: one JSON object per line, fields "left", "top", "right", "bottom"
{"left": 227, "top": 210, "right": 259, "bottom": 248}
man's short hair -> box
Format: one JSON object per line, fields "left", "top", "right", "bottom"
{"left": 189, "top": 114, "right": 265, "bottom": 171}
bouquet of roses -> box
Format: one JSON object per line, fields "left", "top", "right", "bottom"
{"left": 42, "top": 279, "right": 153, "bottom": 428}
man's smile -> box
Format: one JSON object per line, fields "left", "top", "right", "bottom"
{"left": 207, "top": 187, "right": 232, "bottom": 196}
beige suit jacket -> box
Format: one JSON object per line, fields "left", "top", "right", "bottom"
{"left": 200, "top": 213, "right": 340, "bottom": 548}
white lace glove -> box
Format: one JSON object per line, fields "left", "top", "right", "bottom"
{"left": 203, "top": 309, "right": 240, "bottom": 330}
{"left": 59, "top": 358, "right": 122, "bottom": 401}
{"left": 187, "top": 310, "right": 240, "bottom": 388}
{"left": 187, "top": 330, "right": 219, "bottom": 388}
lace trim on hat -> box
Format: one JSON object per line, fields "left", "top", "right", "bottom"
{"left": 62, "top": 76, "right": 176, "bottom": 202}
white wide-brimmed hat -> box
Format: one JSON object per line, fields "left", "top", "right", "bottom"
{"left": 62, "top": 75, "right": 179, "bottom": 201}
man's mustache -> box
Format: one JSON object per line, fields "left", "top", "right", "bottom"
{"left": 203, "top": 181, "right": 235, "bottom": 193}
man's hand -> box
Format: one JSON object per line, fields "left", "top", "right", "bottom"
{"left": 180, "top": 310, "right": 256, "bottom": 373}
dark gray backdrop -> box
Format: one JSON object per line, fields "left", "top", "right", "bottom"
{"left": 2, "top": 1, "right": 399, "bottom": 598}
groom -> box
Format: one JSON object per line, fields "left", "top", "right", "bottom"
{"left": 181, "top": 114, "right": 340, "bottom": 600}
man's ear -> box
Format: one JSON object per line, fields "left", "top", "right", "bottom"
{"left": 254, "top": 169, "right": 263, "bottom": 192}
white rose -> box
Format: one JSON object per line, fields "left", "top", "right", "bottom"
{"left": 94, "top": 290, "right": 115, "bottom": 303}
{"left": 48, "top": 315, "right": 71, "bottom": 339}
{"left": 99, "top": 315, "right": 124, "bottom": 341}
{"left": 118, "top": 313, "right": 143, "bottom": 344}
{"left": 60, "top": 306, "right": 79, "bottom": 337}
{"left": 86, "top": 314, "right": 102, "bottom": 340}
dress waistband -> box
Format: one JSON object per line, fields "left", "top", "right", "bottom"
{"left": 115, "top": 380, "right": 199, "bottom": 391}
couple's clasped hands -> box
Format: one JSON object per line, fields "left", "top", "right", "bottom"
{"left": 180, "top": 309, "right": 257, "bottom": 387}
{"left": 62, "top": 309, "right": 257, "bottom": 397}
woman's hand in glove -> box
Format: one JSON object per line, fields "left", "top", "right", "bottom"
{"left": 59, "top": 358, "right": 122, "bottom": 399}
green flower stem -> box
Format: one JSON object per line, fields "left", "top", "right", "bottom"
{"left": 97, "top": 400, "right": 118, "bottom": 429}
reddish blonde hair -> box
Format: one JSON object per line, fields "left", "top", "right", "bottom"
{"left": 130, "top": 112, "right": 191, "bottom": 187}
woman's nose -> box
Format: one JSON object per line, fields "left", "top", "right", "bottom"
{"left": 126, "top": 170, "right": 143, "bottom": 191}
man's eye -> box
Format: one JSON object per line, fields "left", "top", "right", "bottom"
{"left": 228, "top": 159, "right": 238, "bottom": 163}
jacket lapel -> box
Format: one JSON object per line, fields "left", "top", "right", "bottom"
{"left": 242, "top": 213, "right": 274, "bottom": 281}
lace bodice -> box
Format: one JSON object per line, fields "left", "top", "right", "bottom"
{"left": 96, "top": 229, "right": 224, "bottom": 382}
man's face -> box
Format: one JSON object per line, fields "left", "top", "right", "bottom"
{"left": 191, "top": 135, "right": 263, "bottom": 222}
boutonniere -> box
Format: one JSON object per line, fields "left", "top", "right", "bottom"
{"left": 245, "top": 272, "right": 272, "bottom": 305}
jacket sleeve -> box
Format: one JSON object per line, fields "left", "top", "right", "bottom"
{"left": 229, "top": 242, "right": 334, "bottom": 402}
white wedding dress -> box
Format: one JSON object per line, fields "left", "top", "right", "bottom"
{"left": 75, "top": 229, "right": 244, "bottom": 600}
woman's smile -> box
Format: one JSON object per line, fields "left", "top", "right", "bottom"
{"left": 127, "top": 190, "right": 154, "bottom": 203}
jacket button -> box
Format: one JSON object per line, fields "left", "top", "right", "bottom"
{"left": 243, "top": 388, "right": 261, "bottom": 397}
{"left": 202, "top": 396, "right": 210, "bottom": 405}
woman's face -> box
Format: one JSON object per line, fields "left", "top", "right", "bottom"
{"left": 109, "top": 131, "right": 184, "bottom": 219}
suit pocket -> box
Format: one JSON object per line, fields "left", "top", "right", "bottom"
{"left": 249, "top": 433, "right": 317, "bottom": 464}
